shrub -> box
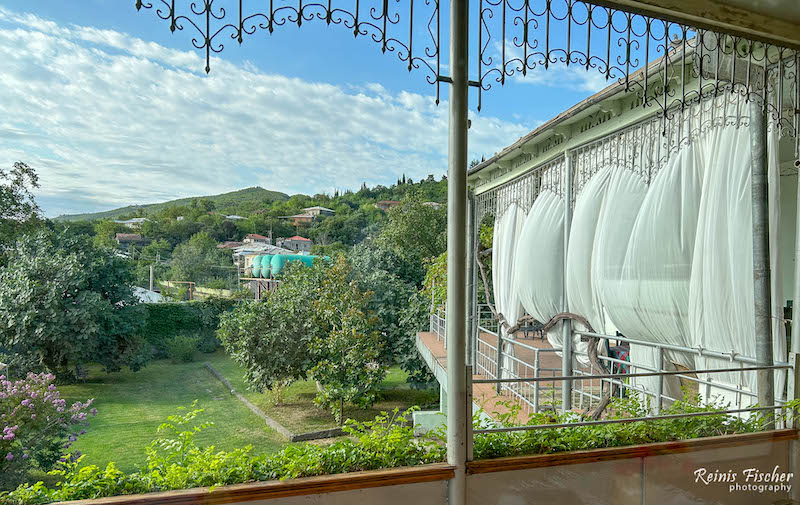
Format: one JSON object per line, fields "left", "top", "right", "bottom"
{"left": 0, "top": 373, "right": 97, "bottom": 490}
{"left": 1, "top": 395, "right": 783, "bottom": 505}
{"left": 164, "top": 334, "right": 199, "bottom": 363}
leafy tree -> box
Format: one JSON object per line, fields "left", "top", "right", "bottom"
{"left": 218, "top": 257, "right": 384, "bottom": 420}
{"left": 169, "top": 232, "right": 229, "bottom": 283}
{"left": 348, "top": 241, "right": 435, "bottom": 387}
{"left": 0, "top": 162, "right": 43, "bottom": 246}
{"left": 310, "top": 257, "right": 385, "bottom": 422}
{"left": 92, "top": 220, "right": 125, "bottom": 249}
{"left": 377, "top": 190, "right": 446, "bottom": 281}
{"left": 0, "top": 231, "right": 148, "bottom": 378}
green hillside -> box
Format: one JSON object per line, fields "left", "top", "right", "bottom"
{"left": 55, "top": 187, "right": 291, "bottom": 222}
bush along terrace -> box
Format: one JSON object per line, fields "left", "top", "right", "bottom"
{"left": 0, "top": 394, "right": 782, "bottom": 505}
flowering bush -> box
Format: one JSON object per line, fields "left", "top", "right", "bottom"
{"left": 0, "top": 373, "right": 96, "bottom": 488}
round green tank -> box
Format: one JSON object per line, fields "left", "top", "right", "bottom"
{"left": 260, "top": 254, "right": 274, "bottom": 278}
{"left": 270, "top": 254, "right": 287, "bottom": 276}
{"left": 251, "top": 255, "right": 263, "bottom": 278}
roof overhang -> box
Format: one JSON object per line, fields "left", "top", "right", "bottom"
{"left": 594, "top": 0, "right": 800, "bottom": 49}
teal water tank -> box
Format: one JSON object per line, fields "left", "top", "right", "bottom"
{"left": 270, "top": 254, "right": 287, "bottom": 276}
{"left": 251, "top": 255, "right": 263, "bottom": 278}
{"left": 260, "top": 254, "right": 274, "bottom": 278}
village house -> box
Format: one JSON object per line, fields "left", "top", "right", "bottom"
{"left": 277, "top": 235, "right": 312, "bottom": 253}
{"left": 374, "top": 200, "right": 401, "bottom": 211}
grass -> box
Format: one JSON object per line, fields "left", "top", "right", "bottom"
{"left": 203, "top": 351, "right": 439, "bottom": 434}
{"left": 59, "top": 355, "right": 286, "bottom": 473}
{"left": 57, "top": 349, "right": 438, "bottom": 472}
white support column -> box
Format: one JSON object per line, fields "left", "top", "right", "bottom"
{"left": 446, "top": 0, "right": 469, "bottom": 504}
{"left": 561, "top": 151, "right": 574, "bottom": 411}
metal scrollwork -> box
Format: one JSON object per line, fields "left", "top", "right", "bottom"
{"left": 135, "top": 0, "right": 443, "bottom": 103}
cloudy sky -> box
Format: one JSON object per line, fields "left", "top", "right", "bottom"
{"left": 0, "top": 1, "right": 608, "bottom": 217}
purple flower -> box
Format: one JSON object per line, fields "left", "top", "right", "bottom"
{"left": 5, "top": 453, "right": 13, "bottom": 462}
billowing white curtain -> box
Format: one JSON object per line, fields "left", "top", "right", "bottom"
{"left": 564, "top": 167, "right": 613, "bottom": 365}
{"left": 492, "top": 203, "right": 526, "bottom": 328}
{"left": 591, "top": 166, "right": 684, "bottom": 400}
{"left": 515, "top": 190, "right": 566, "bottom": 350}
{"left": 689, "top": 117, "right": 786, "bottom": 408}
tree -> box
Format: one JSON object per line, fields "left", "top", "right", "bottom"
{"left": 169, "top": 231, "right": 229, "bottom": 283}
{"left": 218, "top": 257, "right": 385, "bottom": 421}
{"left": 310, "top": 256, "right": 385, "bottom": 422}
{"left": 377, "top": 190, "right": 446, "bottom": 278}
{"left": 0, "top": 231, "right": 148, "bottom": 378}
{"left": 0, "top": 162, "right": 43, "bottom": 246}
{"left": 348, "top": 240, "right": 435, "bottom": 387}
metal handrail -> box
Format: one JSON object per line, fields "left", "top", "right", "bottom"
{"left": 472, "top": 364, "right": 790, "bottom": 384}
{"left": 473, "top": 405, "right": 787, "bottom": 434}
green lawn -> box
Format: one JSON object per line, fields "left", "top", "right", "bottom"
{"left": 204, "top": 352, "right": 439, "bottom": 434}
{"left": 58, "top": 350, "right": 438, "bottom": 473}
{"left": 59, "top": 356, "right": 286, "bottom": 473}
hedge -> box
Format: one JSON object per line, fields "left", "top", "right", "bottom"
{"left": 140, "top": 299, "right": 238, "bottom": 357}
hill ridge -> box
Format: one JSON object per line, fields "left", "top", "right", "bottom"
{"left": 55, "top": 186, "right": 292, "bottom": 222}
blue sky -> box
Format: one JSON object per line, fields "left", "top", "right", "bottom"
{"left": 0, "top": 1, "right": 609, "bottom": 216}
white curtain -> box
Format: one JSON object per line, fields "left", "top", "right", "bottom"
{"left": 515, "top": 190, "right": 566, "bottom": 351}
{"left": 492, "top": 203, "right": 526, "bottom": 328}
{"left": 689, "top": 115, "right": 786, "bottom": 408}
{"left": 492, "top": 203, "right": 526, "bottom": 377}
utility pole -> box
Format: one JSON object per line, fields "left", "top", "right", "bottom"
{"left": 149, "top": 264, "right": 154, "bottom": 292}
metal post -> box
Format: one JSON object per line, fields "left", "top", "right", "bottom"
{"left": 751, "top": 102, "right": 775, "bottom": 428}
{"left": 496, "top": 331, "right": 504, "bottom": 393}
{"left": 655, "top": 347, "right": 664, "bottom": 415}
{"left": 561, "top": 150, "right": 574, "bottom": 411}
{"left": 149, "top": 264, "right": 154, "bottom": 292}
{"left": 467, "top": 192, "right": 478, "bottom": 368}
{"left": 445, "top": 1, "right": 469, "bottom": 503}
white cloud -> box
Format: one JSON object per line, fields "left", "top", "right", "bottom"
{"left": 0, "top": 8, "right": 529, "bottom": 216}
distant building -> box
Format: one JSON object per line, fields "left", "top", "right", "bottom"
{"left": 114, "top": 217, "right": 151, "bottom": 229}
{"left": 278, "top": 235, "right": 312, "bottom": 253}
{"left": 375, "top": 200, "right": 401, "bottom": 211}
{"left": 217, "top": 241, "right": 244, "bottom": 249}
{"left": 115, "top": 233, "right": 147, "bottom": 251}
{"left": 243, "top": 233, "right": 271, "bottom": 245}
{"left": 302, "top": 206, "right": 335, "bottom": 217}
{"left": 423, "top": 201, "right": 442, "bottom": 209}
{"left": 281, "top": 213, "right": 315, "bottom": 226}
{"left": 176, "top": 216, "right": 184, "bottom": 221}
{"left": 225, "top": 215, "right": 246, "bottom": 220}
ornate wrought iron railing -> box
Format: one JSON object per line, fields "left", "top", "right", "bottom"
{"left": 136, "top": 1, "right": 800, "bottom": 143}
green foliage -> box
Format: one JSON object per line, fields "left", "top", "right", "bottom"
{"left": 219, "top": 257, "right": 385, "bottom": 418}
{"left": 421, "top": 252, "right": 447, "bottom": 311}
{"left": 0, "top": 373, "right": 96, "bottom": 490}
{"left": 169, "top": 232, "right": 231, "bottom": 284}
{"left": 0, "top": 231, "right": 147, "bottom": 378}
{"left": 377, "top": 190, "right": 446, "bottom": 274}
{"left": 164, "top": 334, "right": 199, "bottom": 363}
{"left": 471, "top": 393, "right": 771, "bottom": 460}
{"left": 347, "top": 241, "right": 434, "bottom": 387}
{"left": 218, "top": 299, "right": 312, "bottom": 400}
{"left": 0, "top": 162, "right": 43, "bottom": 248}
{"left": 310, "top": 257, "right": 386, "bottom": 422}
{"left": 55, "top": 187, "right": 290, "bottom": 222}
{"left": 3, "top": 393, "right": 784, "bottom": 505}
{"left": 139, "top": 299, "right": 236, "bottom": 358}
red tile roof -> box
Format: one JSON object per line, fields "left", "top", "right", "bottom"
{"left": 287, "top": 235, "right": 311, "bottom": 241}
{"left": 245, "top": 234, "right": 269, "bottom": 239}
